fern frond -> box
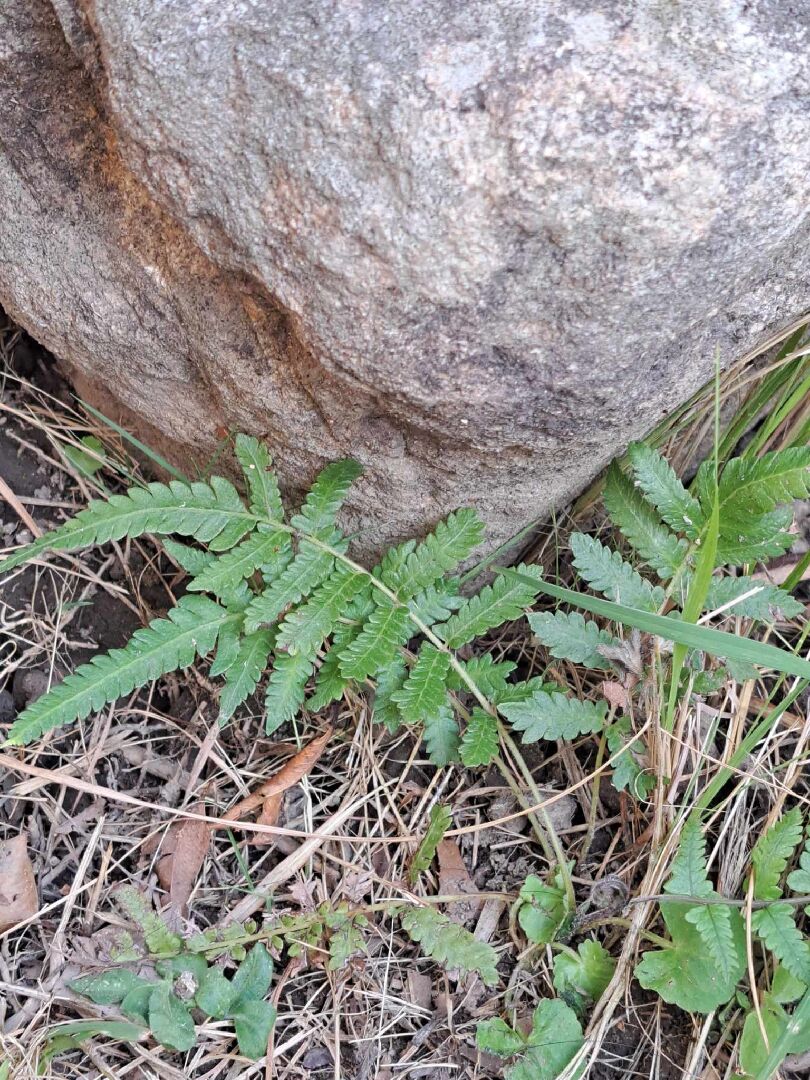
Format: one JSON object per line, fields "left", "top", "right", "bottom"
{"left": 244, "top": 542, "right": 337, "bottom": 632}
{"left": 391, "top": 645, "right": 451, "bottom": 724}
{"left": 338, "top": 600, "right": 412, "bottom": 681}
{"left": 187, "top": 529, "right": 290, "bottom": 595}
{"left": 0, "top": 479, "right": 256, "bottom": 576}
{"left": 409, "top": 805, "right": 452, "bottom": 883}
{"left": 665, "top": 822, "right": 712, "bottom": 898}
{"left": 528, "top": 610, "right": 620, "bottom": 669}
{"left": 439, "top": 564, "right": 543, "bottom": 649}
{"left": 499, "top": 691, "right": 608, "bottom": 744}
{"left": 494, "top": 676, "right": 554, "bottom": 705}
{"left": 751, "top": 809, "right": 804, "bottom": 900}
{"left": 400, "top": 906, "right": 498, "bottom": 986}
{"left": 218, "top": 630, "right": 275, "bottom": 724}
{"left": 209, "top": 619, "right": 243, "bottom": 677}
{"left": 570, "top": 533, "right": 665, "bottom": 612}
{"left": 163, "top": 538, "right": 215, "bottom": 577}
{"left": 606, "top": 719, "right": 652, "bottom": 799}
{"left": 685, "top": 904, "right": 737, "bottom": 983}
{"left": 289, "top": 460, "right": 362, "bottom": 539}
{"left": 751, "top": 905, "right": 810, "bottom": 985}
{"left": 714, "top": 507, "right": 796, "bottom": 566}
{"left": 407, "top": 582, "right": 462, "bottom": 626}
{"left": 6, "top": 596, "right": 233, "bottom": 744}
{"left": 372, "top": 657, "right": 409, "bottom": 731}
{"left": 264, "top": 650, "right": 314, "bottom": 734}
{"left": 307, "top": 648, "right": 346, "bottom": 711}
{"left": 423, "top": 705, "right": 459, "bottom": 765}
{"left": 718, "top": 447, "right": 810, "bottom": 516}
{"left": 460, "top": 709, "right": 499, "bottom": 767}
{"left": 379, "top": 509, "right": 485, "bottom": 598}
{"left": 275, "top": 567, "right": 369, "bottom": 655}
{"left": 447, "top": 656, "right": 517, "bottom": 699}
{"left": 627, "top": 442, "right": 704, "bottom": 535}
{"left": 704, "top": 575, "right": 803, "bottom": 621}
{"left": 604, "top": 463, "right": 689, "bottom": 579}
{"left": 234, "top": 434, "right": 284, "bottom": 522}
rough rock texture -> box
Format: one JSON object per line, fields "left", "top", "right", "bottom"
{"left": 1, "top": 1, "right": 809, "bottom": 551}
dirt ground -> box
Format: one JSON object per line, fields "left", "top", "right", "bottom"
{"left": 0, "top": 309, "right": 807, "bottom": 1080}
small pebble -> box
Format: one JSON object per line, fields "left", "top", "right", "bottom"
{"left": 12, "top": 669, "right": 51, "bottom": 710}
{"left": 0, "top": 688, "right": 15, "bottom": 722}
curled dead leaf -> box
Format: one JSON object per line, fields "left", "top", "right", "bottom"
{"left": 0, "top": 833, "right": 38, "bottom": 932}
{"left": 155, "top": 806, "right": 210, "bottom": 915}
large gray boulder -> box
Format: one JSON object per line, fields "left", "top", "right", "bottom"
{"left": 1, "top": 1, "right": 808, "bottom": 550}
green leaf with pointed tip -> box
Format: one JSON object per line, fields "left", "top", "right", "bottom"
{"left": 372, "top": 656, "right": 408, "bottom": 731}
{"left": 500, "top": 691, "right": 608, "bottom": 745}
{"left": 338, "top": 600, "right": 412, "bottom": 681}
{"left": 234, "top": 434, "right": 284, "bottom": 521}
{"left": 447, "top": 655, "right": 517, "bottom": 698}
{"left": 422, "top": 703, "right": 459, "bottom": 765}
{"left": 218, "top": 629, "right": 275, "bottom": 724}
{"left": 148, "top": 984, "right": 196, "bottom": 1052}
{"left": 604, "top": 462, "right": 689, "bottom": 579}
{"left": 553, "top": 939, "right": 615, "bottom": 1003}
{"left": 628, "top": 442, "right": 704, "bottom": 536}
{"left": 401, "top": 906, "right": 498, "bottom": 986}
{"left": 666, "top": 821, "right": 713, "bottom": 899}
{"left": 188, "top": 529, "right": 289, "bottom": 595}
{"left": 244, "top": 541, "right": 337, "bottom": 632}
{"left": 439, "top": 564, "right": 543, "bottom": 648}
{"left": 739, "top": 992, "right": 810, "bottom": 1078}
{"left": 635, "top": 901, "right": 745, "bottom": 1013}
{"left": 264, "top": 650, "right": 315, "bottom": 734}
{"left": 232, "top": 999, "right": 277, "bottom": 1060}
{"left": 705, "top": 576, "right": 803, "bottom": 622}
{"left": 379, "top": 508, "right": 485, "bottom": 599}
{"left": 570, "top": 533, "right": 665, "bottom": 612}
{"left": 120, "top": 983, "right": 154, "bottom": 1025}
{"left": 7, "top": 596, "right": 235, "bottom": 745}
{"left": 163, "top": 538, "right": 216, "bottom": 577}
{"left": 308, "top": 648, "right": 347, "bottom": 712}
{"left": 409, "top": 804, "right": 452, "bottom": 883}
{"left": 752, "top": 809, "right": 804, "bottom": 901}
{"left": 528, "top": 610, "right": 621, "bottom": 669}
{"left": 392, "top": 644, "right": 451, "bottom": 723}
{"left": 71, "top": 970, "right": 153, "bottom": 1006}
{"left": 230, "top": 944, "right": 273, "bottom": 1009}
{"left": 289, "top": 459, "right": 363, "bottom": 538}
{"left": 459, "top": 708, "right": 499, "bottom": 767}
{"left": 275, "top": 566, "right": 368, "bottom": 655}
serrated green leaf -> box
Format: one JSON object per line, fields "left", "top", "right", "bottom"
{"left": 604, "top": 462, "right": 689, "bottom": 579}
{"left": 718, "top": 447, "right": 810, "bottom": 517}
{"left": 459, "top": 708, "right": 499, "bottom": 767}
{"left": 400, "top": 906, "right": 498, "bottom": 986}
{"left": 0, "top": 477, "right": 257, "bottom": 577}
{"left": 148, "top": 984, "right": 196, "bottom": 1052}
{"left": 187, "top": 529, "right": 289, "bottom": 596}
{"left": 264, "top": 650, "right": 314, "bottom": 734}
{"left": 705, "top": 576, "right": 803, "bottom": 622}
{"left": 209, "top": 618, "right": 243, "bottom": 677}
{"left": 517, "top": 873, "right": 569, "bottom": 945}
{"left": 289, "top": 460, "right": 362, "bottom": 538}
{"left": 553, "top": 939, "right": 615, "bottom": 1003}
{"left": 163, "top": 538, "right": 215, "bottom": 577}
{"left": 786, "top": 841, "right": 810, "bottom": 907}
{"left": 476, "top": 1017, "right": 526, "bottom": 1056}
{"left": 500, "top": 691, "right": 608, "bottom": 745}
{"left": 231, "top": 999, "right": 277, "bottom": 1059}
{"left": 628, "top": 442, "right": 704, "bottom": 536}
{"left": 714, "top": 506, "right": 796, "bottom": 566}
{"left": 509, "top": 1000, "right": 584, "bottom": 1080}
{"left": 570, "top": 533, "right": 665, "bottom": 612}
{"left": 410, "top": 804, "right": 452, "bottom": 883}
{"left": 666, "top": 822, "right": 713, "bottom": 899}
{"left": 372, "top": 656, "right": 408, "bottom": 731}
{"left": 244, "top": 541, "right": 337, "bottom": 632}
{"left": 338, "top": 600, "right": 412, "bottom": 681}
{"left": 71, "top": 970, "right": 153, "bottom": 1006}
{"left": 275, "top": 566, "right": 368, "bottom": 655}
{"left": 218, "top": 629, "right": 274, "bottom": 724}
{"left": 392, "top": 644, "right": 451, "bottom": 723}
{"left": 6, "top": 596, "right": 234, "bottom": 745}
{"left": 634, "top": 901, "right": 746, "bottom": 1013}
{"left": 751, "top": 905, "right": 810, "bottom": 985}
{"left": 308, "top": 647, "right": 347, "bottom": 712}
{"left": 234, "top": 434, "right": 284, "bottom": 522}
{"left": 447, "top": 655, "right": 517, "bottom": 699}
{"left": 327, "top": 918, "right": 366, "bottom": 970}
{"left": 439, "top": 564, "right": 544, "bottom": 649}
{"left": 379, "top": 509, "right": 485, "bottom": 599}
{"left": 407, "top": 582, "right": 463, "bottom": 626}
{"left": 606, "top": 718, "right": 653, "bottom": 799}
{"left": 493, "top": 676, "right": 554, "bottom": 705}
{"left": 752, "top": 809, "right": 804, "bottom": 901}
{"left": 194, "top": 968, "right": 235, "bottom": 1019}
{"left": 528, "top": 610, "right": 621, "bottom": 669}
{"left": 686, "top": 903, "right": 738, "bottom": 983}
{"left": 423, "top": 704, "right": 459, "bottom": 765}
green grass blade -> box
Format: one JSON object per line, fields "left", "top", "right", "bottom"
{"left": 79, "top": 399, "right": 189, "bottom": 481}
{"left": 498, "top": 569, "right": 810, "bottom": 679}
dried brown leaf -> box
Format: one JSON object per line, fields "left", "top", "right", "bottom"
{"left": 437, "top": 839, "right": 481, "bottom": 926}
{"left": 0, "top": 833, "right": 38, "bottom": 932}
{"left": 155, "top": 807, "right": 210, "bottom": 915}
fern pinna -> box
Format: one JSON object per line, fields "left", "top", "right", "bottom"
{"left": 1, "top": 436, "right": 807, "bottom": 781}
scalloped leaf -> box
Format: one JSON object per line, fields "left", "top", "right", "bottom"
{"left": 500, "top": 691, "right": 608, "bottom": 745}
{"left": 392, "top": 644, "right": 451, "bottom": 723}
{"left": 528, "top": 610, "right": 621, "bottom": 669}
{"left": 604, "top": 462, "right": 689, "bottom": 579}
{"left": 338, "top": 600, "right": 412, "bottom": 681}
{"left": 459, "top": 708, "right": 499, "bottom": 767}
{"left": 234, "top": 434, "right": 284, "bottom": 521}
{"left": 188, "top": 529, "right": 289, "bottom": 595}
{"left": 264, "top": 650, "right": 315, "bottom": 734}
{"left": 627, "top": 442, "right": 704, "bottom": 536}
{"left": 570, "top": 533, "right": 665, "bottom": 612}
